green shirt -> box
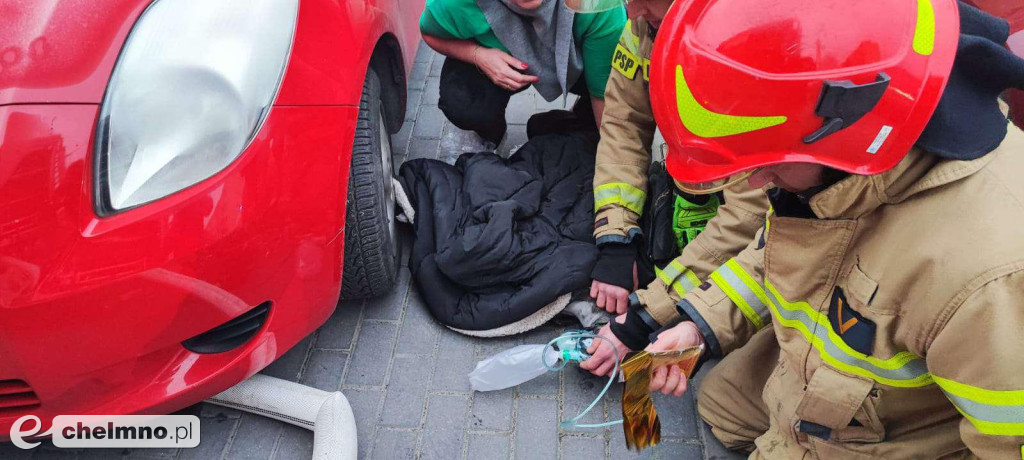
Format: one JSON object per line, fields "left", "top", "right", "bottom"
{"left": 419, "top": 0, "right": 626, "bottom": 99}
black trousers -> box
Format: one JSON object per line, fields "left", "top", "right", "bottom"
{"left": 438, "top": 57, "right": 594, "bottom": 144}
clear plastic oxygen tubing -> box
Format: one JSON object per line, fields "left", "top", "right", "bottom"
{"left": 542, "top": 331, "right": 623, "bottom": 429}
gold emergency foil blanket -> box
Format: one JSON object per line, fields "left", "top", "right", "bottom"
{"left": 619, "top": 347, "right": 703, "bottom": 451}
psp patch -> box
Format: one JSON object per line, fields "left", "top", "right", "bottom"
{"left": 612, "top": 43, "right": 640, "bottom": 80}
{"left": 828, "top": 286, "right": 876, "bottom": 355}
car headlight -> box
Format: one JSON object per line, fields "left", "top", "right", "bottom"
{"left": 95, "top": 0, "right": 299, "bottom": 213}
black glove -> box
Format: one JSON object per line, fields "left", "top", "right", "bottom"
{"left": 609, "top": 295, "right": 662, "bottom": 351}
{"left": 590, "top": 242, "right": 639, "bottom": 291}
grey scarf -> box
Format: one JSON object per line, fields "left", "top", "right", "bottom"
{"left": 477, "top": 0, "right": 583, "bottom": 102}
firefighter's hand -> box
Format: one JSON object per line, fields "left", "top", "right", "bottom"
{"left": 580, "top": 318, "right": 631, "bottom": 377}
{"left": 472, "top": 47, "right": 539, "bottom": 91}
{"left": 590, "top": 280, "right": 630, "bottom": 314}
{"left": 646, "top": 321, "right": 704, "bottom": 397}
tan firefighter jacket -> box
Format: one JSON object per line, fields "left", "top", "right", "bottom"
{"left": 593, "top": 18, "right": 769, "bottom": 324}
{"left": 676, "top": 128, "right": 1024, "bottom": 458}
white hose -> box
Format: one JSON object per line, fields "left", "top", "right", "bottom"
{"left": 205, "top": 374, "right": 357, "bottom": 460}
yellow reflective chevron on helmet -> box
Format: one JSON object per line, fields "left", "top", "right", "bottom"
{"left": 913, "top": 0, "right": 936, "bottom": 55}
{"left": 675, "top": 66, "right": 787, "bottom": 138}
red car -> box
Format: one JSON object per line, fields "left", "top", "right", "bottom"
{"left": 0, "top": 0, "right": 421, "bottom": 438}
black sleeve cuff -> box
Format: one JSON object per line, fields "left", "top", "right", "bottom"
{"left": 590, "top": 242, "right": 638, "bottom": 291}
{"left": 610, "top": 307, "right": 656, "bottom": 351}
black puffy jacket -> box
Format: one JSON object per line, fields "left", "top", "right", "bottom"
{"left": 398, "top": 132, "right": 599, "bottom": 333}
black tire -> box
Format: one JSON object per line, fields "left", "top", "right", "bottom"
{"left": 341, "top": 69, "right": 399, "bottom": 299}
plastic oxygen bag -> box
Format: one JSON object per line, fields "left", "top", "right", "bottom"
{"left": 469, "top": 345, "right": 561, "bottom": 392}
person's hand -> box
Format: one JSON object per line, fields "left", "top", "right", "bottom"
{"left": 591, "top": 279, "right": 630, "bottom": 314}
{"left": 471, "top": 47, "right": 539, "bottom": 91}
{"left": 579, "top": 319, "right": 631, "bottom": 377}
{"left": 645, "top": 321, "right": 704, "bottom": 396}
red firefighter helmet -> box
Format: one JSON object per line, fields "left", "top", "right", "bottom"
{"left": 649, "top": 0, "right": 961, "bottom": 188}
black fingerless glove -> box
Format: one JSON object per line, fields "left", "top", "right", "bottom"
{"left": 609, "top": 295, "right": 661, "bottom": 351}
{"left": 590, "top": 242, "right": 638, "bottom": 291}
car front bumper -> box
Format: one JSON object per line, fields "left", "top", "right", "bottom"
{"left": 0, "top": 103, "right": 359, "bottom": 438}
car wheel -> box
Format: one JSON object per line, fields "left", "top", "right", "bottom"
{"left": 341, "top": 69, "right": 399, "bottom": 299}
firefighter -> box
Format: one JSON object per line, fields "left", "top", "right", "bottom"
{"left": 566, "top": 0, "right": 771, "bottom": 377}
{"left": 641, "top": 0, "right": 1024, "bottom": 457}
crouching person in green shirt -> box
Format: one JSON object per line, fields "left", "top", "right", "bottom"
{"left": 420, "top": 0, "right": 626, "bottom": 146}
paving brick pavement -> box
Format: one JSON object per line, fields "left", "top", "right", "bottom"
{"left": 10, "top": 42, "right": 743, "bottom": 460}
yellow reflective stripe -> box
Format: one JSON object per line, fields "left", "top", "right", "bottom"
{"left": 655, "top": 260, "right": 699, "bottom": 298}
{"left": 620, "top": 20, "right": 641, "bottom": 55}
{"left": 913, "top": 0, "right": 936, "bottom": 55}
{"left": 934, "top": 376, "right": 1024, "bottom": 406}
{"left": 764, "top": 281, "right": 933, "bottom": 388}
{"left": 710, "top": 261, "right": 768, "bottom": 329}
{"left": 934, "top": 375, "right": 1024, "bottom": 435}
{"left": 727, "top": 259, "right": 772, "bottom": 317}
{"left": 594, "top": 183, "right": 646, "bottom": 214}
{"left": 675, "top": 65, "right": 787, "bottom": 138}
{"left": 656, "top": 267, "right": 686, "bottom": 297}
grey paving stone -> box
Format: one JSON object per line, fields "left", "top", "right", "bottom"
{"left": 652, "top": 391, "right": 699, "bottom": 440}
{"left": 413, "top": 105, "right": 445, "bottom": 139}
{"left": 608, "top": 426, "right": 656, "bottom": 460}
{"left": 477, "top": 335, "right": 522, "bottom": 359}
{"left": 380, "top": 355, "right": 431, "bottom": 427}
{"left": 79, "top": 449, "right": 130, "bottom": 460}
{"left": 364, "top": 268, "right": 410, "bottom": 321}
{"left": 344, "top": 388, "right": 384, "bottom": 459}
{"left": 314, "top": 299, "right": 362, "bottom": 350}
{"left": 396, "top": 287, "right": 441, "bottom": 354}
{"left": 430, "top": 331, "right": 478, "bottom": 392}
{"left": 200, "top": 402, "right": 244, "bottom": 420}
{"left": 271, "top": 424, "right": 314, "bottom": 460}
{"left": 498, "top": 124, "right": 529, "bottom": 159}
{"left": 299, "top": 349, "right": 348, "bottom": 392}
{"left": 439, "top": 124, "right": 495, "bottom": 164}
{"left": 29, "top": 445, "right": 77, "bottom": 459}
{"left": 178, "top": 411, "right": 237, "bottom": 460}
{"left": 429, "top": 55, "right": 445, "bottom": 78}
{"left": 563, "top": 367, "right": 608, "bottom": 426}
{"left": 371, "top": 429, "right": 418, "bottom": 460}
{"left": 346, "top": 321, "right": 398, "bottom": 386}
{"left": 422, "top": 77, "right": 441, "bottom": 106}
{"left": 468, "top": 434, "right": 511, "bottom": 460}
{"left": 656, "top": 441, "right": 704, "bottom": 459}
{"left": 409, "top": 59, "right": 430, "bottom": 92}
{"left": 127, "top": 447, "right": 178, "bottom": 459}
{"left": 392, "top": 122, "right": 414, "bottom": 164}
{"left": 404, "top": 89, "right": 424, "bottom": 122}
{"left": 407, "top": 138, "right": 440, "bottom": 161}
{"left": 420, "top": 394, "right": 470, "bottom": 460}
{"left": 262, "top": 334, "right": 314, "bottom": 380}
{"left": 506, "top": 92, "right": 536, "bottom": 124}
{"left": 415, "top": 42, "right": 434, "bottom": 63}
{"left": 224, "top": 413, "right": 281, "bottom": 460}
{"left": 470, "top": 389, "right": 514, "bottom": 431}
{"left": 0, "top": 441, "right": 32, "bottom": 459}
{"left": 536, "top": 93, "right": 577, "bottom": 111}
{"left": 559, "top": 436, "right": 605, "bottom": 460}
{"left": 516, "top": 363, "right": 559, "bottom": 396}
{"left": 514, "top": 398, "right": 558, "bottom": 460}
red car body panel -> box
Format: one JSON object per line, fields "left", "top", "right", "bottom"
{"left": 0, "top": 0, "right": 422, "bottom": 438}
